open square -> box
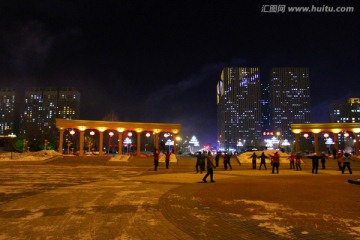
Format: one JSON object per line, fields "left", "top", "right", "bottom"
{"left": 0, "top": 156, "right": 359, "bottom": 239}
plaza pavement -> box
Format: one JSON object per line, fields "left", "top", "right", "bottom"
{"left": 0, "top": 155, "right": 360, "bottom": 240}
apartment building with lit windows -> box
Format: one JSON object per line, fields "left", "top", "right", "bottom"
{"left": 0, "top": 88, "right": 16, "bottom": 135}
{"left": 329, "top": 98, "right": 360, "bottom": 123}
{"left": 217, "top": 67, "right": 311, "bottom": 151}
{"left": 270, "top": 67, "right": 311, "bottom": 142}
{"left": 217, "top": 67, "right": 262, "bottom": 150}
{"left": 20, "top": 87, "right": 80, "bottom": 141}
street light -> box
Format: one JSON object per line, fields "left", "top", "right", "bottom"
{"left": 127, "top": 132, "right": 133, "bottom": 153}
{"left": 145, "top": 132, "right": 151, "bottom": 152}
{"left": 276, "top": 131, "right": 281, "bottom": 149}
{"left": 108, "top": 131, "right": 114, "bottom": 154}
{"left": 89, "top": 131, "right": 95, "bottom": 154}
{"left": 164, "top": 133, "right": 171, "bottom": 151}
{"left": 67, "top": 140, "right": 72, "bottom": 154}
{"left": 70, "top": 130, "right": 75, "bottom": 154}
{"left": 176, "top": 136, "right": 182, "bottom": 152}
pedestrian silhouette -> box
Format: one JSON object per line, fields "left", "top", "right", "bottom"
{"left": 258, "top": 152, "right": 268, "bottom": 170}
{"left": 342, "top": 153, "right": 353, "bottom": 174}
{"left": 202, "top": 151, "right": 216, "bottom": 183}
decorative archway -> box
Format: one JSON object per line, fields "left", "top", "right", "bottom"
{"left": 55, "top": 119, "right": 181, "bottom": 156}
{"left": 291, "top": 123, "right": 360, "bottom": 155}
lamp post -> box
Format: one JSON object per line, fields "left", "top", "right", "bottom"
{"left": 127, "top": 132, "right": 133, "bottom": 153}
{"left": 67, "top": 140, "right": 72, "bottom": 154}
{"left": 176, "top": 136, "right": 182, "bottom": 153}
{"left": 70, "top": 130, "right": 75, "bottom": 154}
{"left": 276, "top": 131, "right": 281, "bottom": 149}
{"left": 89, "top": 131, "right": 95, "bottom": 154}
{"left": 164, "top": 133, "right": 169, "bottom": 151}
{"left": 145, "top": 132, "right": 151, "bottom": 152}
{"left": 108, "top": 131, "right": 114, "bottom": 154}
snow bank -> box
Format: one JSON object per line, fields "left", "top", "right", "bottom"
{"left": 0, "top": 150, "right": 62, "bottom": 161}
{"left": 109, "top": 155, "right": 131, "bottom": 162}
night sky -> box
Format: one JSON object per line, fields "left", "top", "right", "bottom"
{"left": 0, "top": 0, "right": 359, "bottom": 146}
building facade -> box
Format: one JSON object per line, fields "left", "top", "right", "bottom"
{"left": 0, "top": 88, "right": 16, "bottom": 135}
{"left": 269, "top": 67, "right": 311, "bottom": 143}
{"left": 329, "top": 98, "right": 360, "bottom": 123}
{"left": 217, "top": 67, "right": 262, "bottom": 150}
{"left": 20, "top": 87, "right": 80, "bottom": 143}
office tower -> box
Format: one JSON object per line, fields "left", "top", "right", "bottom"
{"left": 261, "top": 81, "right": 271, "bottom": 133}
{"left": 329, "top": 98, "right": 360, "bottom": 123}
{"left": 21, "top": 87, "right": 80, "bottom": 141}
{"left": 0, "top": 88, "right": 16, "bottom": 135}
{"left": 217, "top": 67, "right": 262, "bottom": 150}
{"left": 270, "top": 68, "right": 311, "bottom": 142}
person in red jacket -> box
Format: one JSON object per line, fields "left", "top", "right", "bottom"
{"left": 164, "top": 150, "right": 171, "bottom": 169}
{"left": 287, "top": 153, "right": 295, "bottom": 169}
{"left": 295, "top": 152, "right": 302, "bottom": 171}
{"left": 153, "top": 149, "right": 160, "bottom": 171}
{"left": 269, "top": 152, "right": 280, "bottom": 174}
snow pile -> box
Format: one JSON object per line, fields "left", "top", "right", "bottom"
{"left": 109, "top": 155, "right": 131, "bottom": 162}
{"left": 159, "top": 154, "right": 178, "bottom": 163}
{"left": 0, "top": 150, "right": 62, "bottom": 161}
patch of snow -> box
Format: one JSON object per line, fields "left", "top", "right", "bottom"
{"left": 109, "top": 155, "right": 131, "bottom": 162}
{"left": 0, "top": 150, "right": 62, "bottom": 161}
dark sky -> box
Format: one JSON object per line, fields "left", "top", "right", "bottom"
{"left": 0, "top": 0, "right": 359, "bottom": 146}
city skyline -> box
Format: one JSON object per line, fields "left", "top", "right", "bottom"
{"left": 0, "top": 1, "right": 359, "bottom": 146}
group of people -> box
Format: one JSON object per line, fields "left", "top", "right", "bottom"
{"left": 333, "top": 149, "right": 353, "bottom": 174}
{"left": 249, "top": 151, "right": 297, "bottom": 174}
{"left": 195, "top": 151, "right": 216, "bottom": 182}
{"left": 153, "top": 149, "right": 172, "bottom": 171}
{"left": 154, "top": 148, "right": 355, "bottom": 180}
{"left": 306, "top": 150, "right": 354, "bottom": 174}
{"left": 246, "top": 150, "right": 355, "bottom": 175}
{"left": 196, "top": 151, "right": 240, "bottom": 183}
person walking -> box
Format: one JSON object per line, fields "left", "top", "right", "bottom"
{"left": 307, "top": 153, "right": 322, "bottom": 174}
{"left": 336, "top": 151, "right": 344, "bottom": 171}
{"left": 320, "top": 152, "right": 327, "bottom": 169}
{"left": 258, "top": 152, "right": 268, "bottom": 170}
{"left": 202, "top": 151, "right": 216, "bottom": 183}
{"left": 249, "top": 152, "right": 257, "bottom": 169}
{"left": 332, "top": 148, "right": 337, "bottom": 160}
{"left": 224, "top": 152, "right": 232, "bottom": 170}
{"left": 295, "top": 152, "right": 302, "bottom": 171}
{"left": 215, "top": 152, "right": 220, "bottom": 167}
{"left": 287, "top": 153, "right": 295, "bottom": 169}
{"left": 153, "top": 149, "right": 160, "bottom": 171}
{"left": 165, "top": 150, "right": 171, "bottom": 169}
{"left": 342, "top": 152, "right": 353, "bottom": 174}
{"left": 195, "top": 152, "right": 204, "bottom": 173}
{"left": 269, "top": 152, "right": 280, "bottom": 174}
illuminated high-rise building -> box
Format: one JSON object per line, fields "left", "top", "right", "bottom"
{"left": 21, "top": 87, "right": 80, "bottom": 141}
{"left": 329, "top": 98, "right": 360, "bottom": 123}
{"left": 0, "top": 88, "right": 16, "bottom": 135}
{"left": 270, "top": 68, "right": 311, "bottom": 142}
{"left": 217, "top": 67, "right": 262, "bottom": 150}
{"left": 260, "top": 81, "right": 271, "bottom": 133}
